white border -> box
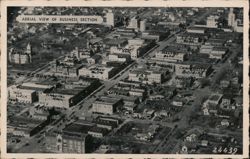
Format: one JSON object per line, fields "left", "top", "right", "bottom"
{"left": 1, "top": 0, "right": 249, "bottom": 158}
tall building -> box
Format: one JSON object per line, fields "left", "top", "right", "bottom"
{"left": 233, "top": 19, "right": 243, "bottom": 33}
{"left": 26, "top": 42, "right": 32, "bottom": 55}
{"left": 140, "top": 19, "right": 146, "bottom": 32}
{"left": 62, "top": 124, "right": 93, "bottom": 153}
{"left": 105, "top": 10, "right": 114, "bottom": 26}
{"left": 128, "top": 17, "right": 138, "bottom": 29}
{"left": 25, "top": 42, "right": 32, "bottom": 63}
{"left": 228, "top": 8, "right": 235, "bottom": 27}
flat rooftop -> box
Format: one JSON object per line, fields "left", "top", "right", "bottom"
{"left": 105, "top": 39, "right": 127, "bottom": 45}
{"left": 209, "top": 94, "right": 223, "bottom": 101}
{"left": 63, "top": 123, "right": 94, "bottom": 134}
{"left": 187, "top": 26, "right": 206, "bottom": 30}
{"left": 161, "top": 45, "right": 188, "bottom": 53}
{"left": 95, "top": 96, "right": 121, "bottom": 104}
{"left": 8, "top": 116, "right": 45, "bottom": 128}
{"left": 49, "top": 86, "right": 87, "bottom": 95}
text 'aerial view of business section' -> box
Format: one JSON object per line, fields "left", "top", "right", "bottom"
{"left": 6, "top": 6, "right": 243, "bottom": 154}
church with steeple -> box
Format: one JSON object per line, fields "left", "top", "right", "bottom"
{"left": 9, "top": 43, "right": 32, "bottom": 64}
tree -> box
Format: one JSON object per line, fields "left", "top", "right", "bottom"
{"left": 200, "top": 78, "right": 210, "bottom": 88}
{"left": 214, "top": 65, "right": 228, "bottom": 84}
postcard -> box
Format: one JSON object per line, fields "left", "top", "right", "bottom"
{"left": 1, "top": 0, "right": 249, "bottom": 158}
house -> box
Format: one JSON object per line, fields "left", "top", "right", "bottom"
{"left": 202, "top": 94, "right": 223, "bottom": 116}
{"left": 172, "top": 97, "right": 184, "bottom": 107}
{"left": 221, "top": 119, "right": 230, "bottom": 127}
{"left": 184, "top": 128, "right": 203, "bottom": 142}
{"left": 220, "top": 79, "right": 230, "bottom": 88}
{"left": 201, "top": 140, "right": 208, "bottom": 147}
{"left": 143, "top": 109, "right": 155, "bottom": 119}
{"left": 185, "top": 133, "right": 198, "bottom": 142}
{"left": 220, "top": 96, "right": 232, "bottom": 107}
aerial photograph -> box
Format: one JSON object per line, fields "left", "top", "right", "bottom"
{"left": 6, "top": 7, "right": 243, "bottom": 154}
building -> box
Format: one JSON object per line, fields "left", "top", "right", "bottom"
{"left": 233, "top": 19, "right": 243, "bottom": 33}
{"left": 186, "top": 27, "right": 206, "bottom": 34}
{"left": 129, "top": 88, "right": 146, "bottom": 98}
{"left": 105, "top": 10, "right": 114, "bottom": 26}
{"left": 110, "top": 39, "right": 156, "bottom": 59}
{"left": 127, "top": 17, "right": 138, "bottom": 29}
{"left": 45, "top": 131, "right": 63, "bottom": 153}
{"left": 154, "top": 45, "right": 188, "bottom": 62}
{"left": 52, "top": 62, "right": 83, "bottom": 77}
{"left": 8, "top": 81, "right": 52, "bottom": 103}
{"left": 175, "top": 63, "right": 212, "bottom": 79}
{"left": 173, "top": 76, "right": 193, "bottom": 88}
{"left": 115, "top": 28, "right": 136, "bottom": 37}
{"left": 206, "top": 94, "right": 223, "bottom": 105}
{"left": 88, "top": 127, "right": 109, "bottom": 138}
{"left": 94, "top": 116, "right": 119, "bottom": 130}
{"left": 199, "top": 45, "right": 214, "bottom": 54}
{"left": 140, "top": 19, "right": 146, "bottom": 32}
{"left": 128, "top": 39, "right": 145, "bottom": 46}
{"left": 221, "top": 119, "right": 230, "bottom": 127}
{"left": 70, "top": 47, "right": 93, "bottom": 60}
{"left": 79, "top": 65, "right": 116, "bottom": 80}
{"left": 86, "top": 54, "right": 102, "bottom": 65}
{"left": 9, "top": 43, "right": 32, "bottom": 64}
{"left": 200, "top": 45, "right": 228, "bottom": 59}
{"left": 228, "top": 8, "right": 235, "bottom": 27}
{"left": 176, "top": 33, "right": 203, "bottom": 45}
{"left": 122, "top": 95, "right": 139, "bottom": 113}
{"left": 141, "top": 31, "right": 169, "bottom": 42}
{"left": 8, "top": 85, "right": 38, "bottom": 104}
{"left": 109, "top": 81, "right": 146, "bottom": 98}
{"left": 62, "top": 123, "right": 93, "bottom": 153}
{"left": 172, "top": 98, "right": 184, "bottom": 107}
{"left": 128, "top": 68, "right": 167, "bottom": 84}
{"left": 92, "top": 96, "right": 123, "bottom": 115}
{"left": 39, "top": 79, "right": 101, "bottom": 108}
{"left": 206, "top": 15, "right": 219, "bottom": 28}
{"left": 9, "top": 52, "right": 31, "bottom": 64}
{"left": 108, "top": 53, "right": 131, "bottom": 62}
{"left": 209, "top": 47, "right": 228, "bottom": 59}
{"left": 8, "top": 116, "right": 47, "bottom": 138}
{"left": 30, "top": 111, "right": 49, "bottom": 121}
{"left": 104, "top": 39, "right": 128, "bottom": 48}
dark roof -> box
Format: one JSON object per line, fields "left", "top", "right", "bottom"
{"left": 105, "top": 39, "right": 127, "bottom": 45}
{"left": 162, "top": 45, "right": 188, "bottom": 53}
{"left": 63, "top": 123, "right": 94, "bottom": 134}
{"left": 18, "top": 85, "right": 49, "bottom": 92}
{"left": 88, "top": 126, "right": 109, "bottom": 134}
{"left": 49, "top": 86, "right": 87, "bottom": 95}
{"left": 62, "top": 131, "right": 89, "bottom": 140}
{"left": 187, "top": 26, "right": 206, "bottom": 30}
